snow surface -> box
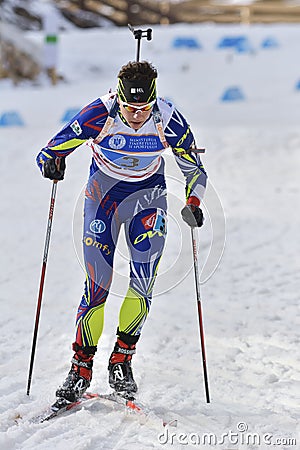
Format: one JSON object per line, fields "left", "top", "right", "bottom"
{"left": 0, "top": 23, "right": 299, "bottom": 449}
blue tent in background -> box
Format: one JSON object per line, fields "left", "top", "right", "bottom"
{"left": 217, "top": 36, "right": 252, "bottom": 53}
{"left": 261, "top": 37, "right": 279, "bottom": 49}
{"left": 221, "top": 87, "right": 245, "bottom": 102}
{"left": 0, "top": 111, "right": 24, "bottom": 126}
{"left": 172, "top": 37, "right": 201, "bottom": 49}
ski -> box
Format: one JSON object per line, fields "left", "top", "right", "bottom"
{"left": 30, "top": 391, "right": 177, "bottom": 427}
{"left": 98, "top": 392, "right": 145, "bottom": 414}
{"left": 30, "top": 392, "right": 155, "bottom": 424}
{"left": 30, "top": 392, "right": 100, "bottom": 423}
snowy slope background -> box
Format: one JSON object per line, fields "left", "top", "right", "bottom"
{"left": 0, "top": 23, "right": 299, "bottom": 449}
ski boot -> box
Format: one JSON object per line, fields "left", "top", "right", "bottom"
{"left": 55, "top": 343, "right": 97, "bottom": 403}
{"left": 108, "top": 332, "right": 139, "bottom": 399}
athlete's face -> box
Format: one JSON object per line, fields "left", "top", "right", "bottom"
{"left": 118, "top": 100, "right": 154, "bottom": 130}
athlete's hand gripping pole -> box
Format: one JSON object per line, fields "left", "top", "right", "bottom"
{"left": 26, "top": 180, "right": 58, "bottom": 396}
{"left": 191, "top": 227, "right": 211, "bottom": 403}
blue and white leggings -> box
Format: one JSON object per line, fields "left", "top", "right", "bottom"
{"left": 75, "top": 167, "right": 167, "bottom": 348}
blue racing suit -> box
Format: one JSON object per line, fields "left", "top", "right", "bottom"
{"left": 36, "top": 93, "right": 207, "bottom": 348}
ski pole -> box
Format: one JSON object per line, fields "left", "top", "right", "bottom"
{"left": 128, "top": 24, "right": 152, "bottom": 62}
{"left": 26, "top": 180, "right": 58, "bottom": 396}
{"left": 191, "top": 227, "right": 210, "bottom": 403}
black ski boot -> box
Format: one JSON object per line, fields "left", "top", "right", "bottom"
{"left": 108, "top": 332, "right": 139, "bottom": 398}
{"left": 56, "top": 343, "right": 96, "bottom": 403}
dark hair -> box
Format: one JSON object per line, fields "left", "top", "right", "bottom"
{"left": 118, "top": 61, "right": 157, "bottom": 81}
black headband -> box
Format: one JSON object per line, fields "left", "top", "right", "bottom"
{"left": 117, "top": 77, "right": 156, "bottom": 103}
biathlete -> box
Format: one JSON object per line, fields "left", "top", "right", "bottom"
{"left": 36, "top": 60, "right": 207, "bottom": 402}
